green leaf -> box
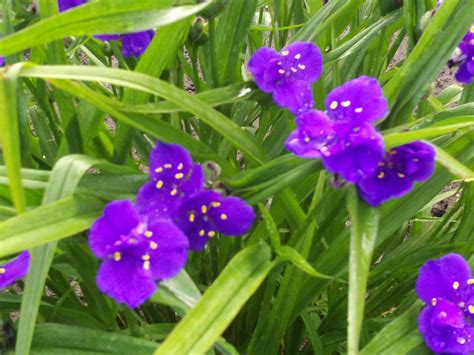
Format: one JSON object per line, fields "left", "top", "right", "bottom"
{"left": 155, "top": 243, "right": 274, "bottom": 354}
{"left": 347, "top": 187, "right": 379, "bottom": 354}
{"left": 277, "top": 246, "right": 334, "bottom": 280}
{"left": 433, "top": 144, "right": 474, "bottom": 180}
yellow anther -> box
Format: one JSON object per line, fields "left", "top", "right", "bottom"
{"left": 142, "top": 254, "right": 150, "bottom": 261}
{"left": 341, "top": 100, "right": 351, "bottom": 107}
{"left": 469, "top": 305, "right": 474, "bottom": 314}
{"left": 329, "top": 101, "right": 338, "bottom": 110}
{"left": 281, "top": 50, "right": 289, "bottom": 56}
{"left": 155, "top": 167, "right": 163, "bottom": 173}
{"left": 431, "top": 298, "right": 437, "bottom": 306}
{"left": 220, "top": 213, "right": 228, "bottom": 220}
{"left": 189, "top": 213, "right": 195, "bottom": 222}
{"left": 471, "top": 25, "right": 474, "bottom": 33}
{"left": 208, "top": 231, "right": 216, "bottom": 237}
{"left": 355, "top": 107, "right": 363, "bottom": 113}
{"left": 199, "top": 229, "right": 205, "bottom": 237}
{"left": 459, "top": 302, "right": 465, "bottom": 308}
{"left": 277, "top": 61, "right": 282, "bottom": 65}
{"left": 150, "top": 241, "right": 158, "bottom": 250}
{"left": 156, "top": 180, "right": 164, "bottom": 189}
{"left": 143, "top": 261, "right": 151, "bottom": 270}
{"left": 164, "top": 163, "right": 172, "bottom": 169}
{"left": 144, "top": 231, "right": 153, "bottom": 238}
{"left": 397, "top": 173, "right": 406, "bottom": 178}
{"left": 170, "top": 189, "right": 178, "bottom": 196}
{"left": 0, "top": 268, "right": 6, "bottom": 274}
{"left": 113, "top": 252, "right": 122, "bottom": 261}
{"left": 175, "top": 173, "right": 184, "bottom": 179}
{"left": 211, "top": 202, "right": 221, "bottom": 208}
{"left": 294, "top": 53, "right": 301, "bottom": 59}
{"left": 291, "top": 67, "right": 298, "bottom": 73}
{"left": 378, "top": 172, "right": 385, "bottom": 179}
{"left": 278, "top": 69, "right": 285, "bottom": 75}
{"left": 468, "top": 278, "right": 474, "bottom": 285}
{"left": 453, "top": 281, "right": 460, "bottom": 290}
{"left": 201, "top": 205, "right": 208, "bottom": 214}
{"left": 177, "top": 163, "right": 184, "bottom": 170}
{"left": 304, "top": 136, "right": 310, "bottom": 143}
{"left": 298, "top": 64, "right": 306, "bottom": 70}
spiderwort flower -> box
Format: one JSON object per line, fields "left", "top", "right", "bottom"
{"left": 89, "top": 200, "right": 189, "bottom": 308}
{"left": 357, "top": 141, "right": 435, "bottom": 206}
{"left": 416, "top": 254, "right": 474, "bottom": 354}
{"left": 0, "top": 251, "right": 30, "bottom": 289}
{"left": 285, "top": 76, "right": 387, "bottom": 183}
{"left": 248, "top": 42, "right": 323, "bottom": 114}
{"left": 453, "top": 29, "right": 474, "bottom": 85}
{"left": 173, "top": 191, "right": 255, "bottom": 251}
{"left": 136, "top": 141, "right": 204, "bottom": 219}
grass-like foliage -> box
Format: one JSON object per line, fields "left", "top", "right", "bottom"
{"left": 0, "top": 0, "right": 473, "bottom": 354}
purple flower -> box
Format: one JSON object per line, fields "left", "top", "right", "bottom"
{"left": 0, "top": 251, "right": 30, "bottom": 289}
{"left": 285, "top": 76, "right": 387, "bottom": 183}
{"left": 57, "top": 0, "right": 86, "bottom": 12}
{"left": 248, "top": 42, "right": 323, "bottom": 114}
{"left": 172, "top": 191, "right": 255, "bottom": 251}
{"left": 58, "top": 0, "right": 154, "bottom": 58}
{"left": 0, "top": 56, "right": 5, "bottom": 67}
{"left": 357, "top": 141, "right": 435, "bottom": 206}
{"left": 89, "top": 200, "right": 189, "bottom": 308}
{"left": 453, "top": 30, "right": 474, "bottom": 85}
{"left": 416, "top": 254, "right": 474, "bottom": 354}
{"left": 136, "top": 141, "right": 204, "bottom": 219}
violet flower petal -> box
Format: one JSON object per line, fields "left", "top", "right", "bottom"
{"left": 89, "top": 200, "right": 140, "bottom": 258}
{"left": 121, "top": 30, "right": 155, "bottom": 58}
{"left": 274, "top": 41, "right": 323, "bottom": 83}
{"left": 248, "top": 47, "right": 280, "bottom": 93}
{"left": 272, "top": 79, "right": 314, "bottom": 115}
{"left": 0, "top": 251, "right": 30, "bottom": 289}
{"left": 325, "top": 76, "right": 388, "bottom": 124}
{"left": 57, "top": 0, "right": 87, "bottom": 12}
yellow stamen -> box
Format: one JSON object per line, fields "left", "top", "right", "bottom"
{"left": 155, "top": 167, "right": 163, "bottom": 173}
{"left": 142, "top": 254, "right": 150, "bottom": 261}
{"left": 113, "top": 252, "right": 121, "bottom": 262}
{"left": 281, "top": 50, "right": 289, "bottom": 56}
{"left": 341, "top": 100, "right": 351, "bottom": 107}
{"left": 453, "top": 281, "right": 460, "bottom": 290}
{"left": 143, "top": 261, "right": 151, "bottom": 270}
{"left": 397, "top": 173, "right": 406, "bottom": 178}
{"left": 201, "top": 205, "right": 207, "bottom": 214}
{"left": 294, "top": 53, "right": 301, "bottom": 59}
{"left": 208, "top": 231, "right": 216, "bottom": 237}
{"left": 0, "top": 268, "right": 6, "bottom": 274}
{"left": 355, "top": 107, "right": 363, "bottom": 113}
{"left": 378, "top": 172, "right": 385, "bottom": 179}
{"left": 177, "top": 163, "right": 184, "bottom": 170}
{"left": 304, "top": 136, "right": 310, "bottom": 143}
{"left": 220, "top": 213, "right": 228, "bottom": 220}
{"left": 431, "top": 298, "right": 437, "bottom": 306}
{"left": 469, "top": 305, "right": 474, "bottom": 314}
{"left": 291, "top": 67, "right": 298, "bottom": 73}
{"left": 175, "top": 173, "right": 184, "bottom": 179}
{"left": 329, "top": 101, "right": 338, "bottom": 110}
{"left": 150, "top": 241, "right": 158, "bottom": 250}
{"left": 471, "top": 25, "right": 474, "bottom": 33}
{"left": 170, "top": 189, "right": 178, "bottom": 196}
{"left": 164, "top": 164, "right": 172, "bottom": 169}
{"left": 278, "top": 69, "right": 285, "bottom": 75}
{"left": 156, "top": 180, "right": 164, "bottom": 189}
{"left": 211, "top": 202, "right": 221, "bottom": 208}
{"left": 144, "top": 231, "right": 153, "bottom": 238}
{"left": 298, "top": 64, "right": 306, "bottom": 70}
{"left": 468, "top": 278, "right": 474, "bottom": 285}
{"left": 199, "top": 229, "right": 205, "bottom": 237}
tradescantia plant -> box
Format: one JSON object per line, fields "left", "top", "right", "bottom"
{"left": 0, "top": 0, "right": 473, "bottom": 354}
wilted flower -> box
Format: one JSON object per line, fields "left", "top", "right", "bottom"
{"left": 0, "top": 251, "right": 30, "bottom": 289}
{"left": 285, "top": 76, "right": 387, "bottom": 183}
{"left": 416, "top": 254, "right": 474, "bottom": 354}
{"left": 248, "top": 42, "right": 323, "bottom": 114}
{"left": 58, "top": 0, "right": 154, "bottom": 58}
{"left": 173, "top": 191, "right": 255, "bottom": 251}
{"left": 136, "top": 141, "right": 255, "bottom": 251}
{"left": 357, "top": 141, "right": 435, "bottom": 206}
{"left": 89, "top": 200, "right": 189, "bottom": 308}
{"left": 136, "top": 141, "right": 204, "bottom": 219}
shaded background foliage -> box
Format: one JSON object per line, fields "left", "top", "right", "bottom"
{"left": 0, "top": 0, "right": 473, "bottom": 354}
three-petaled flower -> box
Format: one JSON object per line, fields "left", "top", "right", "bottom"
{"left": 89, "top": 200, "right": 189, "bottom": 308}
{"left": 248, "top": 42, "right": 323, "bottom": 115}
{"left": 285, "top": 76, "right": 387, "bottom": 183}
{"left": 357, "top": 141, "right": 436, "bottom": 206}
{"left": 58, "top": 0, "right": 155, "bottom": 58}
{"left": 416, "top": 254, "right": 474, "bottom": 354}
{"left": 0, "top": 251, "right": 30, "bottom": 289}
